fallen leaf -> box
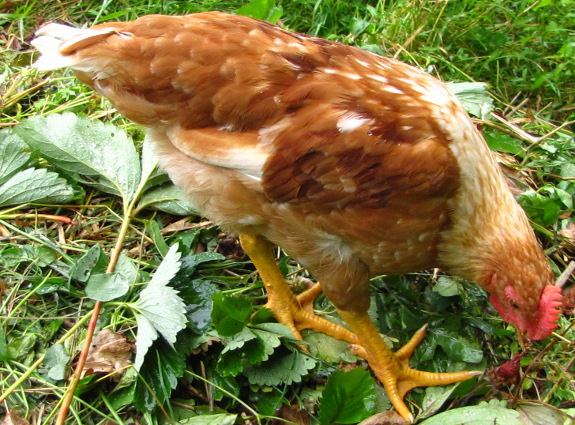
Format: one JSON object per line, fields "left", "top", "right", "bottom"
{"left": 1, "top": 410, "right": 30, "bottom": 425}
{"left": 357, "top": 411, "right": 408, "bottom": 425}
{"left": 82, "top": 329, "right": 133, "bottom": 379}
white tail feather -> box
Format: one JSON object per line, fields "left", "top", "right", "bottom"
{"left": 31, "top": 23, "right": 118, "bottom": 71}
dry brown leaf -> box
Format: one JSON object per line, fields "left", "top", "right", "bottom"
{"left": 357, "top": 411, "right": 408, "bottom": 425}
{"left": 82, "top": 329, "right": 133, "bottom": 379}
{"left": 270, "top": 405, "right": 311, "bottom": 425}
{"left": 1, "top": 410, "right": 30, "bottom": 425}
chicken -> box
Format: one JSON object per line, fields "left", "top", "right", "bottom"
{"left": 31, "top": 12, "right": 563, "bottom": 422}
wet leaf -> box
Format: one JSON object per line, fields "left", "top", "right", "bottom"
{"left": 0, "top": 167, "right": 74, "bottom": 206}
{"left": 85, "top": 254, "right": 136, "bottom": 301}
{"left": 245, "top": 347, "right": 316, "bottom": 386}
{"left": 211, "top": 292, "right": 252, "bottom": 337}
{"left": 318, "top": 368, "right": 377, "bottom": 425}
{"left": 134, "top": 338, "right": 186, "bottom": 412}
{"left": 0, "top": 129, "right": 29, "bottom": 184}
{"left": 134, "top": 245, "right": 186, "bottom": 369}
{"left": 15, "top": 113, "right": 140, "bottom": 203}
{"left": 43, "top": 344, "right": 69, "bottom": 381}
{"left": 419, "top": 400, "right": 522, "bottom": 425}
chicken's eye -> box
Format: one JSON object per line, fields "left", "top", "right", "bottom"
{"left": 510, "top": 300, "right": 520, "bottom": 310}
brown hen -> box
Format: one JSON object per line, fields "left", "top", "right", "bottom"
{"left": 32, "top": 12, "right": 563, "bottom": 422}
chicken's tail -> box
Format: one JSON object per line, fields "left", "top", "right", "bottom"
{"left": 31, "top": 23, "right": 117, "bottom": 71}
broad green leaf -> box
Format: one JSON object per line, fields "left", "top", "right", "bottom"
{"left": 434, "top": 330, "right": 483, "bottom": 363}
{"left": 516, "top": 402, "right": 568, "bottom": 425}
{"left": 318, "top": 368, "right": 377, "bottom": 425}
{"left": 138, "top": 184, "right": 198, "bottom": 215}
{"left": 418, "top": 385, "right": 461, "bottom": 419}
{"left": 484, "top": 131, "right": 524, "bottom": 155}
{"left": 419, "top": 400, "right": 522, "bottom": 425}
{"left": 0, "top": 167, "right": 74, "bottom": 206}
{"left": 244, "top": 347, "right": 316, "bottom": 386}
{"left": 432, "top": 276, "right": 461, "bottom": 297}
{"left": 43, "top": 344, "right": 70, "bottom": 381}
{"left": 134, "top": 245, "right": 186, "bottom": 369}
{"left": 85, "top": 254, "right": 136, "bottom": 302}
{"left": 14, "top": 113, "right": 140, "bottom": 202}
{"left": 211, "top": 292, "right": 252, "bottom": 337}
{"left": 134, "top": 339, "right": 186, "bottom": 412}
{"left": 0, "top": 129, "right": 29, "bottom": 184}
{"left": 305, "top": 332, "right": 357, "bottom": 363}
{"left": 236, "top": 0, "right": 283, "bottom": 23}
{"left": 182, "top": 414, "right": 238, "bottom": 425}
{"left": 70, "top": 245, "right": 105, "bottom": 283}
{"left": 447, "top": 82, "right": 494, "bottom": 120}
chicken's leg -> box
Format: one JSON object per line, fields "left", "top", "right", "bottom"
{"left": 338, "top": 309, "right": 482, "bottom": 422}
{"left": 239, "top": 234, "right": 358, "bottom": 344}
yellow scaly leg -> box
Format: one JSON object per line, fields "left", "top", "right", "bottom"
{"left": 239, "top": 234, "right": 358, "bottom": 344}
{"left": 338, "top": 309, "right": 482, "bottom": 423}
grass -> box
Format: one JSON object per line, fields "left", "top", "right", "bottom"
{"left": 1, "top": 0, "right": 574, "bottom": 424}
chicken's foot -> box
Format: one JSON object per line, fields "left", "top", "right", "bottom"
{"left": 239, "top": 234, "right": 358, "bottom": 345}
{"left": 338, "top": 309, "right": 482, "bottom": 423}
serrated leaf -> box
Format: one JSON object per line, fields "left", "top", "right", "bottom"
{"left": 182, "top": 414, "right": 238, "bottom": 425}
{"left": 211, "top": 293, "right": 252, "bottom": 337}
{"left": 434, "top": 330, "right": 483, "bottom": 363}
{"left": 244, "top": 348, "right": 316, "bottom": 386}
{"left": 305, "top": 332, "right": 357, "bottom": 363}
{"left": 0, "top": 167, "right": 74, "bottom": 206}
{"left": 419, "top": 400, "right": 523, "bottom": 425}
{"left": 0, "top": 129, "right": 29, "bottom": 184}
{"left": 134, "top": 339, "right": 186, "bottom": 412}
{"left": 418, "top": 384, "right": 461, "bottom": 419}
{"left": 134, "top": 245, "right": 186, "bottom": 369}
{"left": 432, "top": 276, "right": 461, "bottom": 297}
{"left": 43, "top": 344, "right": 70, "bottom": 381}
{"left": 447, "top": 82, "right": 494, "bottom": 120}
{"left": 138, "top": 184, "right": 198, "bottom": 215}
{"left": 318, "top": 368, "right": 377, "bottom": 425}
{"left": 14, "top": 113, "right": 140, "bottom": 202}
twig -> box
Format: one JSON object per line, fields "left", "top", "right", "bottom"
{"left": 556, "top": 261, "right": 575, "bottom": 288}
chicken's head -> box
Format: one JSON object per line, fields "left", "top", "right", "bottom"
{"left": 486, "top": 274, "right": 562, "bottom": 340}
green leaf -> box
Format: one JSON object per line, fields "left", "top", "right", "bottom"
{"left": 182, "top": 414, "right": 238, "bottom": 425}
{"left": 236, "top": 0, "right": 283, "bottom": 23}
{"left": 134, "top": 245, "right": 186, "bottom": 369}
{"left": 70, "top": 245, "right": 105, "bottom": 283}
{"left": 0, "top": 326, "right": 7, "bottom": 362}
{"left": 0, "top": 167, "right": 74, "bottom": 207}
{"left": 516, "top": 402, "right": 570, "bottom": 425}
{"left": 211, "top": 293, "right": 252, "bottom": 337}
{"left": 43, "top": 344, "right": 70, "bottom": 381}
{"left": 419, "top": 400, "right": 523, "bottom": 425}
{"left": 0, "top": 129, "right": 29, "bottom": 184}
{"left": 432, "top": 276, "right": 461, "bottom": 297}
{"left": 14, "top": 113, "right": 140, "bottom": 203}
{"left": 134, "top": 338, "right": 186, "bottom": 412}
{"left": 433, "top": 330, "right": 483, "bottom": 363}
{"left": 138, "top": 184, "right": 198, "bottom": 215}
{"left": 305, "top": 332, "right": 357, "bottom": 363}
{"left": 318, "top": 368, "right": 377, "bottom": 425}
{"left": 484, "top": 131, "right": 524, "bottom": 155}
{"left": 447, "top": 82, "right": 494, "bottom": 120}
{"left": 85, "top": 254, "right": 136, "bottom": 302}
{"left": 244, "top": 347, "right": 316, "bottom": 386}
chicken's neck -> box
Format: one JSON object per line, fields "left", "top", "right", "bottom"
{"left": 436, "top": 108, "right": 543, "bottom": 285}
